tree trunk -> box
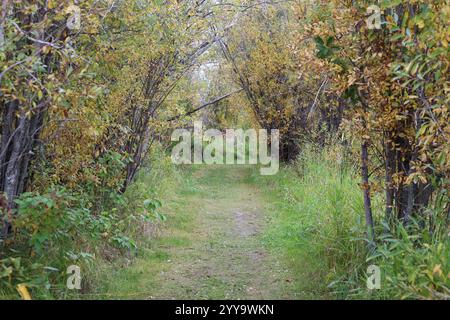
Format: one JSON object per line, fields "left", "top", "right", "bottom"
{"left": 384, "top": 135, "right": 395, "bottom": 222}
{"left": 361, "top": 141, "right": 375, "bottom": 246}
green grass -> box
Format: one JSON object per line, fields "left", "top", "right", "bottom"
{"left": 251, "top": 145, "right": 370, "bottom": 299}
{"left": 76, "top": 146, "right": 373, "bottom": 300}
{"left": 87, "top": 164, "right": 304, "bottom": 299}
{"left": 3, "top": 144, "right": 446, "bottom": 300}
{"left": 249, "top": 144, "right": 448, "bottom": 300}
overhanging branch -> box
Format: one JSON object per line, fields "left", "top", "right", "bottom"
{"left": 167, "top": 88, "right": 243, "bottom": 122}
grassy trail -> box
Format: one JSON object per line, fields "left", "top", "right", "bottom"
{"left": 99, "top": 165, "right": 300, "bottom": 299}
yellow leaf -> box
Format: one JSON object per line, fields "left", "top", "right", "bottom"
{"left": 432, "top": 264, "right": 443, "bottom": 277}
{"left": 17, "top": 284, "right": 32, "bottom": 300}
{"left": 416, "top": 20, "right": 425, "bottom": 29}
{"left": 48, "top": 0, "right": 57, "bottom": 10}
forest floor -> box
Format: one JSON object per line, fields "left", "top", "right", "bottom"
{"left": 98, "top": 165, "right": 303, "bottom": 299}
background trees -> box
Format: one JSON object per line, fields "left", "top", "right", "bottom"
{"left": 303, "top": 0, "right": 449, "bottom": 238}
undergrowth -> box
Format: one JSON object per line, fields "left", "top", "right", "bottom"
{"left": 255, "top": 144, "right": 449, "bottom": 300}
{"left": 0, "top": 145, "right": 181, "bottom": 299}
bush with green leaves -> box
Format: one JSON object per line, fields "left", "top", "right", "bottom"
{"left": 369, "top": 219, "right": 449, "bottom": 299}
{"left": 257, "top": 143, "right": 448, "bottom": 299}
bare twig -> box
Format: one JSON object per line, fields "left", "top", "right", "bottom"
{"left": 167, "top": 88, "right": 243, "bottom": 122}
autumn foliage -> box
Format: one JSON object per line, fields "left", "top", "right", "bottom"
{"left": 0, "top": 0, "right": 448, "bottom": 299}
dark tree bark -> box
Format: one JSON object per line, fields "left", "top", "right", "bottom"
{"left": 384, "top": 135, "right": 395, "bottom": 222}
{"left": 361, "top": 140, "right": 375, "bottom": 246}
{"left": 0, "top": 3, "right": 54, "bottom": 237}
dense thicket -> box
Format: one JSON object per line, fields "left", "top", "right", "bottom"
{"left": 218, "top": 0, "right": 448, "bottom": 250}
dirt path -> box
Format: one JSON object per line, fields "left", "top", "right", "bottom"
{"left": 102, "top": 165, "right": 297, "bottom": 299}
